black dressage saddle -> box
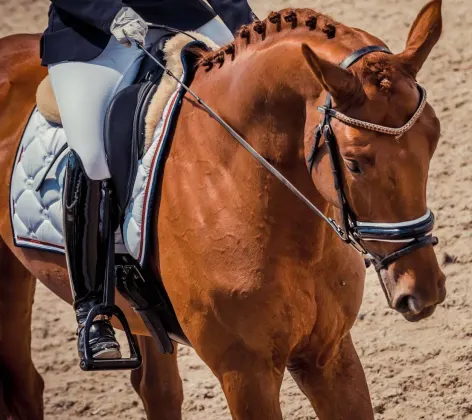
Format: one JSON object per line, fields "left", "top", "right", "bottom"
{"left": 104, "top": 30, "right": 171, "bottom": 214}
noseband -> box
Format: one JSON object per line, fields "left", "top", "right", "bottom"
{"left": 139, "top": 43, "right": 438, "bottom": 273}
{"left": 307, "top": 45, "right": 437, "bottom": 271}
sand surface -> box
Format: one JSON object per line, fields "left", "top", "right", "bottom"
{"left": 0, "top": 0, "right": 471, "bottom": 418}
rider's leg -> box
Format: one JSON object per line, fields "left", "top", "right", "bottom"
{"left": 49, "top": 24, "right": 230, "bottom": 361}
{"left": 62, "top": 151, "right": 120, "bottom": 359}
{"left": 49, "top": 38, "right": 144, "bottom": 359}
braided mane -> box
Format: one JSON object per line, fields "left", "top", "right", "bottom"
{"left": 195, "top": 8, "right": 394, "bottom": 92}
{"left": 197, "top": 8, "right": 342, "bottom": 71}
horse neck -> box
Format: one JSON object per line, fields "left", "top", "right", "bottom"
{"left": 189, "top": 39, "right": 340, "bottom": 260}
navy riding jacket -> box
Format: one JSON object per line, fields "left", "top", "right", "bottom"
{"left": 40, "top": 0, "right": 255, "bottom": 66}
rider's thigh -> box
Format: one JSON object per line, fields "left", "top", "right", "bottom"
{"left": 48, "top": 39, "right": 144, "bottom": 180}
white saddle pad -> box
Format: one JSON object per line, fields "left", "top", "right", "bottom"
{"left": 10, "top": 62, "right": 187, "bottom": 265}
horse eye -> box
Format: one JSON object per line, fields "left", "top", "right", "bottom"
{"left": 345, "top": 159, "right": 362, "bottom": 174}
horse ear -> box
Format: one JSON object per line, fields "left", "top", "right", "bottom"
{"left": 301, "top": 43, "right": 365, "bottom": 106}
{"left": 398, "top": 0, "right": 442, "bottom": 77}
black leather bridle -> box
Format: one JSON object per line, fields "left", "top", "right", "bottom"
{"left": 306, "top": 45, "right": 437, "bottom": 271}
{"left": 138, "top": 42, "right": 438, "bottom": 273}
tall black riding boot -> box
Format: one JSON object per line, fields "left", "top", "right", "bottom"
{"left": 63, "top": 151, "right": 121, "bottom": 360}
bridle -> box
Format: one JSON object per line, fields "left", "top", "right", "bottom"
{"left": 137, "top": 42, "right": 438, "bottom": 273}
{"left": 306, "top": 45, "right": 437, "bottom": 271}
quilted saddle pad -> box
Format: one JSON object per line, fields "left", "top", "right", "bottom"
{"left": 10, "top": 40, "right": 197, "bottom": 266}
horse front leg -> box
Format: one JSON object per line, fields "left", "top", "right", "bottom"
{"left": 215, "top": 345, "right": 285, "bottom": 420}
{"left": 192, "top": 323, "right": 287, "bottom": 420}
{"left": 130, "top": 335, "right": 183, "bottom": 420}
{"left": 288, "top": 332, "right": 373, "bottom": 420}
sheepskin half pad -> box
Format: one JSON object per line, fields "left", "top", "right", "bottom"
{"left": 11, "top": 36, "right": 210, "bottom": 265}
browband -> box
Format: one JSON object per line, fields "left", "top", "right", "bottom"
{"left": 318, "top": 85, "right": 427, "bottom": 139}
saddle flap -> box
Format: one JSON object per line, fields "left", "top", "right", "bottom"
{"left": 104, "top": 80, "right": 158, "bottom": 213}
{"left": 104, "top": 33, "right": 173, "bottom": 214}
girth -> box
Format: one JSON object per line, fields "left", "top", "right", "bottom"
{"left": 307, "top": 45, "right": 438, "bottom": 271}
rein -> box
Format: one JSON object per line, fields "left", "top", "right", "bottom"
{"left": 137, "top": 41, "right": 437, "bottom": 272}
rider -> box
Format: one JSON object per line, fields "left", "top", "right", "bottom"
{"left": 40, "top": 0, "right": 257, "bottom": 362}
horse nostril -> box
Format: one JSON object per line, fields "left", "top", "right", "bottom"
{"left": 395, "top": 295, "right": 424, "bottom": 314}
{"left": 407, "top": 296, "right": 423, "bottom": 314}
{"left": 394, "top": 295, "right": 411, "bottom": 313}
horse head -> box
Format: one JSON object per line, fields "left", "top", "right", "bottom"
{"left": 302, "top": 0, "right": 445, "bottom": 321}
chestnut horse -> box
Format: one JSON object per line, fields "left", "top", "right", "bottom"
{"left": 0, "top": 1, "right": 445, "bottom": 419}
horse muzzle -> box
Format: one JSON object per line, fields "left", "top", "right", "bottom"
{"left": 377, "top": 252, "right": 446, "bottom": 322}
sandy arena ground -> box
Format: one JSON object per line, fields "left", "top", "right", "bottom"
{"left": 0, "top": 0, "right": 471, "bottom": 418}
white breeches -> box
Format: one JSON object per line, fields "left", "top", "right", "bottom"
{"left": 48, "top": 17, "right": 233, "bottom": 180}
